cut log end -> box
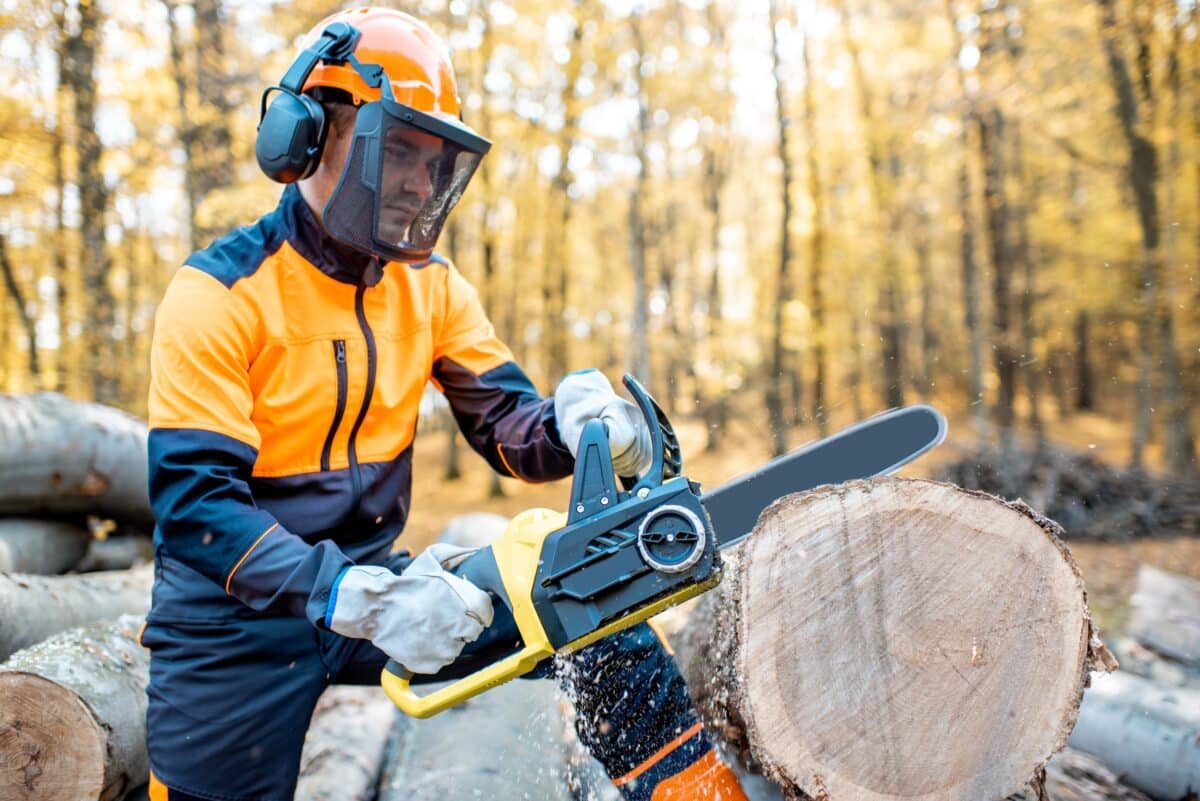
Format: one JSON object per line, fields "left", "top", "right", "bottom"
{"left": 0, "top": 673, "right": 106, "bottom": 801}
{"left": 681, "top": 477, "right": 1106, "bottom": 801}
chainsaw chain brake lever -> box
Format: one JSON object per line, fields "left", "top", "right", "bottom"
{"left": 565, "top": 374, "right": 679, "bottom": 526}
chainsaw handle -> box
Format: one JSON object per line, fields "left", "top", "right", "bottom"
{"left": 620, "top": 374, "right": 681, "bottom": 493}
{"left": 381, "top": 641, "right": 552, "bottom": 718}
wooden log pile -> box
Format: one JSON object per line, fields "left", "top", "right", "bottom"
{"left": 0, "top": 388, "right": 1194, "bottom": 801}
{"left": 937, "top": 440, "right": 1200, "bottom": 540}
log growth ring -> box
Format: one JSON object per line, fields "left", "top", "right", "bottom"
{"left": 739, "top": 477, "right": 1089, "bottom": 801}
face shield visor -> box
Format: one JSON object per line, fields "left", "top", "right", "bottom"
{"left": 322, "top": 69, "right": 491, "bottom": 262}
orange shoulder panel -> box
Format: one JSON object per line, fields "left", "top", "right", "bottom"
{"left": 148, "top": 266, "right": 262, "bottom": 449}
{"left": 432, "top": 259, "right": 513, "bottom": 375}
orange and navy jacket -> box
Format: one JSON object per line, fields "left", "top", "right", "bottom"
{"left": 147, "top": 184, "right": 574, "bottom": 627}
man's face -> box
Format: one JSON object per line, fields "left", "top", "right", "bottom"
{"left": 378, "top": 126, "right": 444, "bottom": 240}
{"left": 298, "top": 110, "right": 444, "bottom": 243}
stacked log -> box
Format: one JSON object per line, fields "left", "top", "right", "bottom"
{"left": 0, "top": 565, "right": 153, "bottom": 660}
{"left": 0, "top": 615, "right": 149, "bottom": 801}
{"left": 295, "top": 687, "right": 397, "bottom": 801}
{"left": 0, "top": 393, "right": 153, "bottom": 532}
{"left": 0, "top": 519, "right": 92, "bottom": 574}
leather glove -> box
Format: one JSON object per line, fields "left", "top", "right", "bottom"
{"left": 326, "top": 544, "right": 494, "bottom": 675}
{"left": 554, "top": 369, "right": 652, "bottom": 476}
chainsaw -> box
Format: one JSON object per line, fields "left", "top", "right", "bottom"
{"left": 382, "top": 375, "right": 946, "bottom": 717}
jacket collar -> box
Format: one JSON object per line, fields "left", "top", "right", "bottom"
{"left": 280, "top": 184, "right": 384, "bottom": 287}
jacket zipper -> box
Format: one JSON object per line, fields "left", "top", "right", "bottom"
{"left": 345, "top": 283, "right": 377, "bottom": 513}
{"left": 320, "top": 339, "right": 348, "bottom": 472}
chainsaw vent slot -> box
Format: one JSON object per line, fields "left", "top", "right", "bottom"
{"left": 586, "top": 530, "right": 635, "bottom": 555}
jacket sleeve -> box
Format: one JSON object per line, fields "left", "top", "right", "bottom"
{"left": 430, "top": 257, "right": 574, "bottom": 482}
{"left": 147, "top": 266, "right": 353, "bottom": 627}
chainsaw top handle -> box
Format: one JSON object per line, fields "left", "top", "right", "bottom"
{"left": 621, "top": 374, "right": 681, "bottom": 494}
{"left": 566, "top": 374, "right": 680, "bottom": 526}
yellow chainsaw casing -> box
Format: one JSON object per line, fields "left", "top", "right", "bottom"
{"left": 381, "top": 507, "right": 562, "bottom": 718}
{"left": 381, "top": 504, "right": 717, "bottom": 718}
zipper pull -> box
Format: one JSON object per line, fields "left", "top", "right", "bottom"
{"left": 335, "top": 340, "right": 346, "bottom": 363}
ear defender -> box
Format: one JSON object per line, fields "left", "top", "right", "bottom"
{"left": 255, "top": 21, "right": 361, "bottom": 184}
{"left": 255, "top": 90, "right": 327, "bottom": 183}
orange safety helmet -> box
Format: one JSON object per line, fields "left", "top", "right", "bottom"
{"left": 300, "top": 8, "right": 461, "bottom": 121}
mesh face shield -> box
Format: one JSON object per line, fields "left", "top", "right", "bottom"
{"left": 323, "top": 99, "right": 490, "bottom": 262}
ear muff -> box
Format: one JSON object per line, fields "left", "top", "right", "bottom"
{"left": 255, "top": 89, "right": 327, "bottom": 183}
{"left": 255, "top": 21, "right": 360, "bottom": 184}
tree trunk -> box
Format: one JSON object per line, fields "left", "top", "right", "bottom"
{"left": 0, "top": 615, "right": 149, "bottom": 801}
{"left": 627, "top": 14, "right": 651, "bottom": 390}
{"left": 62, "top": 0, "right": 116, "bottom": 405}
{"left": 1012, "top": 123, "right": 1043, "bottom": 447}
{"left": 190, "top": 0, "right": 235, "bottom": 246}
{"left": 1067, "top": 670, "right": 1200, "bottom": 801}
{"left": 1160, "top": 13, "right": 1197, "bottom": 478}
{"left": 72, "top": 535, "right": 153, "bottom": 574}
{"left": 295, "top": 687, "right": 397, "bottom": 801}
{"left": 674, "top": 478, "right": 1114, "bottom": 801}
{"left": 943, "top": 0, "right": 985, "bottom": 426}
{"left": 0, "top": 393, "right": 153, "bottom": 529}
{"left": 765, "top": 0, "right": 794, "bottom": 457}
{"left": 800, "top": 30, "right": 828, "bottom": 437}
{"left": 1074, "top": 310, "right": 1095, "bottom": 411}
{"left": 0, "top": 234, "right": 40, "bottom": 382}
{"left": 161, "top": 0, "right": 199, "bottom": 253}
{"left": 0, "top": 565, "right": 152, "bottom": 660}
{"left": 977, "top": 106, "right": 1017, "bottom": 437}
{"left": 0, "top": 519, "right": 91, "bottom": 575}
{"left": 1097, "top": 0, "right": 1161, "bottom": 471}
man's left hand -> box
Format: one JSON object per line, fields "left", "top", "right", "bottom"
{"left": 553, "top": 369, "right": 652, "bottom": 477}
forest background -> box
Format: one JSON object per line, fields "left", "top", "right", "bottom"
{"left": 0, "top": 0, "right": 1197, "bottom": 619}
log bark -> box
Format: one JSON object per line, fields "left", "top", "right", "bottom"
{"left": 0, "top": 565, "right": 152, "bottom": 660}
{"left": 0, "top": 518, "right": 91, "bottom": 574}
{"left": 0, "top": 615, "right": 149, "bottom": 801}
{"left": 0, "top": 393, "right": 152, "bottom": 530}
{"left": 674, "top": 477, "right": 1113, "bottom": 801}
{"left": 1128, "top": 565, "right": 1200, "bottom": 664}
{"left": 1009, "top": 748, "right": 1151, "bottom": 801}
{"left": 1066, "top": 669, "right": 1200, "bottom": 801}
{"left": 295, "top": 686, "right": 397, "bottom": 801}
{"left": 377, "top": 679, "right": 569, "bottom": 801}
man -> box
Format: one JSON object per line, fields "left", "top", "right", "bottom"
{"left": 144, "top": 8, "right": 749, "bottom": 800}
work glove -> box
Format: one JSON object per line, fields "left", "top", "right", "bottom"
{"left": 554, "top": 369, "right": 652, "bottom": 477}
{"left": 326, "top": 544, "right": 494, "bottom": 675}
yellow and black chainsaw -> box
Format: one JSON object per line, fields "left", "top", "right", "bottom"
{"left": 382, "top": 375, "right": 945, "bottom": 717}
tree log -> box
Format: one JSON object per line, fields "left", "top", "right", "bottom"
{"left": 1128, "top": 565, "right": 1200, "bottom": 664}
{"left": 0, "top": 565, "right": 152, "bottom": 660}
{"left": 295, "top": 686, "right": 397, "bottom": 801}
{"left": 71, "top": 535, "right": 153, "bottom": 574}
{"left": 674, "top": 477, "right": 1113, "bottom": 801}
{"left": 377, "top": 680, "right": 569, "bottom": 801}
{"left": 1007, "top": 748, "right": 1151, "bottom": 801}
{"left": 0, "top": 393, "right": 152, "bottom": 530}
{"left": 1066, "top": 669, "right": 1200, "bottom": 800}
{"left": 0, "top": 615, "right": 148, "bottom": 801}
{"left": 0, "top": 518, "right": 91, "bottom": 574}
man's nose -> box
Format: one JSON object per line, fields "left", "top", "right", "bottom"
{"left": 401, "top": 164, "right": 434, "bottom": 201}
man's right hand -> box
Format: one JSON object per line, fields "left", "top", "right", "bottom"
{"left": 325, "top": 544, "right": 494, "bottom": 674}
